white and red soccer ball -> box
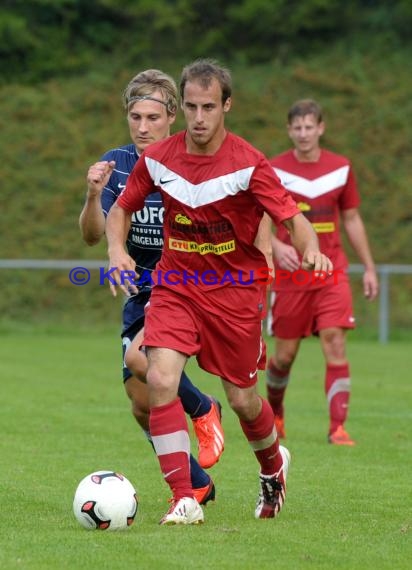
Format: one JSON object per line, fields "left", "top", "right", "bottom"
{"left": 73, "top": 471, "right": 138, "bottom": 531}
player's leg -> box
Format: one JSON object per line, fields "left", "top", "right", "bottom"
{"left": 267, "top": 337, "right": 300, "bottom": 438}
{"left": 317, "top": 278, "right": 355, "bottom": 445}
{"left": 197, "top": 313, "right": 290, "bottom": 519}
{"left": 146, "top": 346, "right": 203, "bottom": 525}
{"left": 266, "top": 290, "right": 310, "bottom": 437}
{"left": 122, "top": 327, "right": 150, "bottom": 430}
{"left": 123, "top": 331, "right": 215, "bottom": 505}
{"left": 126, "top": 327, "right": 218, "bottom": 417}
{"left": 178, "top": 372, "right": 224, "bottom": 469}
{"left": 222, "top": 379, "right": 290, "bottom": 519}
{"left": 124, "top": 374, "right": 150, "bottom": 431}
{"left": 142, "top": 289, "right": 206, "bottom": 525}
{"left": 126, "top": 322, "right": 224, "bottom": 467}
{"left": 125, "top": 326, "right": 224, "bottom": 468}
{"left": 319, "top": 327, "right": 354, "bottom": 445}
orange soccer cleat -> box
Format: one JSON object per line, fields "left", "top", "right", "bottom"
{"left": 328, "top": 425, "right": 356, "bottom": 446}
{"left": 274, "top": 415, "right": 286, "bottom": 439}
{"left": 192, "top": 397, "right": 224, "bottom": 469}
{"left": 193, "top": 478, "right": 216, "bottom": 506}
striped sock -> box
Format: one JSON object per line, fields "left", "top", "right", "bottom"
{"left": 266, "top": 357, "right": 290, "bottom": 418}
{"left": 239, "top": 398, "right": 282, "bottom": 476}
{"left": 325, "top": 363, "right": 351, "bottom": 434}
{"left": 150, "top": 398, "right": 193, "bottom": 500}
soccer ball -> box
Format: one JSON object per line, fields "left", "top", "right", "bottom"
{"left": 73, "top": 471, "right": 138, "bottom": 531}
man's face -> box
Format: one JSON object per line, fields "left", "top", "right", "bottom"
{"left": 182, "top": 78, "right": 231, "bottom": 152}
{"left": 127, "top": 90, "right": 175, "bottom": 154}
{"left": 287, "top": 114, "right": 324, "bottom": 155}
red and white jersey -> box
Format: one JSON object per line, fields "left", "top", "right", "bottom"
{"left": 271, "top": 149, "right": 360, "bottom": 291}
{"left": 117, "top": 131, "right": 299, "bottom": 320}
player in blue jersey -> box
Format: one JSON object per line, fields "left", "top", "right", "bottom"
{"left": 79, "top": 69, "right": 224, "bottom": 505}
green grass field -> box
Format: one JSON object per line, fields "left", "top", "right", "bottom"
{"left": 0, "top": 328, "right": 410, "bottom": 570}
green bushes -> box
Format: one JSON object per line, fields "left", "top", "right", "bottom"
{"left": 1, "top": 2, "right": 411, "bottom": 329}
{"left": 1, "top": 0, "right": 411, "bottom": 83}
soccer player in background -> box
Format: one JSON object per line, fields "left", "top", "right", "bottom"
{"left": 79, "top": 69, "right": 224, "bottom": 505}
{"left": 265, "top": 99, "right": 379, "bottom": 445}
{"left": 105, "top": 59, "right": 333, "bottom": 525}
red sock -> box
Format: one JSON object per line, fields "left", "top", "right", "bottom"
{"left": 239, "top": 398, "right": 282, "bottom": 476}
{"left": 325, "top": 363, "right": 351, "bottom": 434}
{"left": 149, "top": 398, "right": 193, "bottom": 500}
{"left": 266, "top": 357, "right": 290, "bottom": 418}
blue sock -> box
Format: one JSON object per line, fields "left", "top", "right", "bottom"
{"left": 178, "top": 371, "right": 211, "bottom": 418}
{"left": 190, "top": 454, "right": 210, "bottom": 489}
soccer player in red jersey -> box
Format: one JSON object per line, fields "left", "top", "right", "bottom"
{"left": 266, "top": 99, "right": 379, "bottom": 446}
{"left": 79, "top": 70, "right": 224, "bottom": 505}
{"left": 106, "top": 61, "right": 333, "bottom": 525}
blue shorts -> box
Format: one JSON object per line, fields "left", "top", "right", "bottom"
{"left": 121, "top": 292, "right": 150, "bottom": 381}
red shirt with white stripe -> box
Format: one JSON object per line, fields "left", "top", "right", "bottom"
{"left": 117, "top": 130, "right": 299, "bottom": 320}
{"left": 270, "top": 148, "right": 360, "bottom": 291}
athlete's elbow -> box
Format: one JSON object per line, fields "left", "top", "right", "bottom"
{"left": 81, "top": 230, "right": 103, "bottom": 247}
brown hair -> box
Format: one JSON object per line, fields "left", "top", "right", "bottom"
{"left": 287, "top": 99, "right": 323, "bottom": 124}
{"left": 180, "top": 59, "right": 232, "bottom": 104}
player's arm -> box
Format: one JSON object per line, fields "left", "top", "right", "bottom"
{"left": 79, "top": 160, "right": 115, "bottom": 245}
{"left": 105, "top": 202, "right": 137, "bottom": 297}
{"left": 105, "top": 157, "right": 153, "bottom": 297}
{"left": 341, "top": 207, "right": 379, "bottom": 300}
{"left": 271, "top": 234, "right": 300, "bottom": 272}
{"left": 283, "top": 213, "right": 333, "bottom": 275}
{"left": 254, "top": 214, "right": 273, "bottom": 270}
{"left": 250, "top": 156, "right": 331, "bottom": 274}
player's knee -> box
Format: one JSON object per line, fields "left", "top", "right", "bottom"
{"left": 125, "top": 347, "right": 147, "bottom": 380}
{"left": 145, "top": 365, "right": 177, "bottom": 394}
{"left": 124, "top": 381, "right": 149, "bottom": 429}
{"left": 322, "top": 329, "right": 346, "bottom": 360}
{"left": 274, "top": 338, "right": 299, "bottom": 369}
{"left": 275, "top": 350, "right": 295, "bottom": 370}
{"left": 226, "top": 391, "right": 258, "bottom": 421}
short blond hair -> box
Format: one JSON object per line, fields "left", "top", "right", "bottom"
{"left": 122, "top": 69, "right": 178, "bottom": 115}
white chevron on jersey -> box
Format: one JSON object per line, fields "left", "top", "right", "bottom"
{"left": 146, "top": 157, "right": 255, "bottom": 208}
{"left": 274, "top": 165, "right": 350, "bottom": 199}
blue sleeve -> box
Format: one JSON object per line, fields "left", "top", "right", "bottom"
{"left": 100, "top": 150, "right": 121, "bottom": 218}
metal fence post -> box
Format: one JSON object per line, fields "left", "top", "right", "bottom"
{"left": 378, "top": 266, "right": 389, "bottom": 344}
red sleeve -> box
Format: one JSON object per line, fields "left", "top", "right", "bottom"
{"left": 250, "top": 155, "right": 300, "bottom": 224}
{"left": 339, "top": 164, "right": 360, "bottom": 210}
{"left": 117, "top": 155, "right": 156, "bottom": 212}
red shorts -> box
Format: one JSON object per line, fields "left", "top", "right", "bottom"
{"left": 143, "top": 287, "right": 266, "bottom": 388}
{"left": 271, "top": 275, "right": 355, "bottom": 339}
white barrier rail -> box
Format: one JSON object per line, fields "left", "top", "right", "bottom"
{"left": 1, "top": 260, "right": 411, "bottom": 343}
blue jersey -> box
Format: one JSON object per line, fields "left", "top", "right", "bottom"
{"left": 100, "top": 144, "right": 164, "bottom": 295}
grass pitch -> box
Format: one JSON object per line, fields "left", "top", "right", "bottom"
{"left": 0, "top": 327, "right": 410, "bottom": 569}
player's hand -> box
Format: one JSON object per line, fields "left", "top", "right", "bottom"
{"left": 107, "top": 249, "right": 139, "bottom": 297}
{"left": 301, "top": 250, "right": 334, "bottom": 278}
{"left": 87, "top": 160, "right": 116, "bottom": 196}
{"left": 273, "top": 241, "right": 300, "bottom": 272}
{"left": 363, "top": 267, "right": 379, "bottom": 301}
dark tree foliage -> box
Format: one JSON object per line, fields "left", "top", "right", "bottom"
{"left": 0, "top": 0, "right": 411, "bottom": 84}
